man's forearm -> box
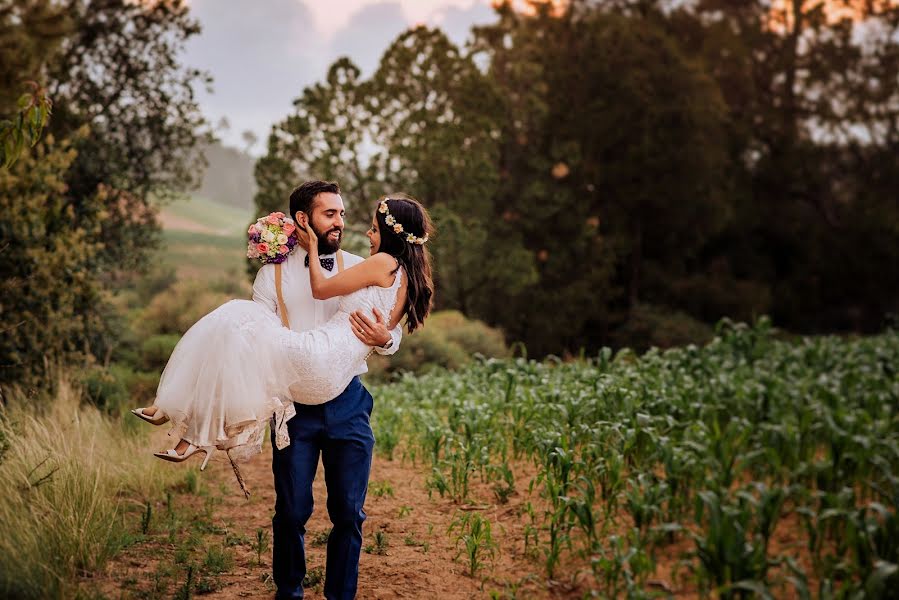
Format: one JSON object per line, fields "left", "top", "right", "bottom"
{"left": 374, "top": 325, "right": 402, "bottom": 356}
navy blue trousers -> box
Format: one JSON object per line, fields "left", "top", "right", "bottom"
{"left": 271, "top": 376, "right": 375, "bottom": 600}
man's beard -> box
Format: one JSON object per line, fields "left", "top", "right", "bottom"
{"left": 312, "top": 223, "right": 341, "bottom": 254}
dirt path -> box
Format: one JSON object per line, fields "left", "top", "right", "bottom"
{"left": 91, "top": 438, "right": 819, "bottom": 598}
{"left": 93, "top": 443, "right": 576, "bottom": 599}
{"left": 214, "top": 448, "right": 492, "bottom": 599}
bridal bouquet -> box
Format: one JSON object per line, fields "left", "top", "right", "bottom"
{"left": 247, "top": 212, "right": 299, "bottom": 265}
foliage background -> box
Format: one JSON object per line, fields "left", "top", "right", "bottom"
{"left": 255, "top": 0, "right": 899, "bottom": 357}
{"left": 2, "top": 0, "right": 897, "bottom": 385}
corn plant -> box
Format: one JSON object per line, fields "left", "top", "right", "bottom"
{"left": 448, "top": 511, "right": 498, "bottom": 577}
{"left": 372, "top": 408, "right": 402, "bottom": 460}
{"left": 363, "top": 531, "right": 389, "bottom": 556}
{"left": 591, "top": 531, "right": 655, "bottom": 598}
{"left": 367, "top": 320, "right": 899, "bottom": 595}
{"left": 624, "top": 473, "right": 669, "bottom": 538}
{"left": 252, "top": 528, "right": 269, "bottom": 566}
{"left": 490, "top": 463, "right": 515, "bottom": 504}
{"left": 691, "top": 485, "right": 787, "bottom": 598}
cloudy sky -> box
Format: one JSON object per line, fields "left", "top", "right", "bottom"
{"left": 182, "top": 0, "right": 498, "bottom": 153}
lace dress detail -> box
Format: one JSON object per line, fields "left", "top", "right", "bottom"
{"left": 274, "top": 266, "right": 404, "bottom": 405}
{"left": 153, "top": 268, "right": 404, "bottom": 461}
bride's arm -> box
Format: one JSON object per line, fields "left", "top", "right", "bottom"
{"left": 308, "top": 253, "right": 395, "bottom": 300}
{"left": 299, "top": 218, "right": 394, "bottom": 300}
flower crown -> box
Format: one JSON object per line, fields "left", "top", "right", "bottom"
{"left": 378, "top": 199, "right": 429, "bottom": 245}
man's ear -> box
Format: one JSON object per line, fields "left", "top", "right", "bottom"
{"left": 295, "top": 211, "right": 306, "bottom": 225}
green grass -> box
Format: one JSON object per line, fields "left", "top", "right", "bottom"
{"left": 159, "top": 229, "right": 247, "bottom": 278}
{"left": 160, "top": 195, "right": 252, "bottom": 236}
{"left": 0, "top": 372, "right": 183, "bottom": 599}
{"left": 156, "top": 195, "right": 253, "bottom": 280}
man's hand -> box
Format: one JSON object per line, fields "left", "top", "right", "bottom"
{"left": 349, "top": 308, "right": 391, "bottom": 347}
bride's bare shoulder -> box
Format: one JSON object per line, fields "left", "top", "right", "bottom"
{"left": 362, "top": 253, "right": 400, "bottom": 286}
{"left": 365, "top": 252, "right": 397, "bottom": 268}
{"left": 365, "top": 252, "right": 397, "bottom": 273}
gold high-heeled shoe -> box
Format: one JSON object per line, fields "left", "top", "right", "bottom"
{"left": 154, "top": 443, "right": 216, "bottom": 470}
{"left": 131, "top": 407, "right": 169, "bottom": 426}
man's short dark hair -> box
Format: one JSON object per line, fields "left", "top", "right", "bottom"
{"left": 289, "top": 181, "right": 340, "bottom": 219}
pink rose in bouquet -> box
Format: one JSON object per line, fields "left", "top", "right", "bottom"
{"left": 246, "top": 212, "right": 300, "bottom": 265}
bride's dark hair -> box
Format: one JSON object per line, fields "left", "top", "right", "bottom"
{"left": 374, "top": 195, "right": 434, "bottom": 333}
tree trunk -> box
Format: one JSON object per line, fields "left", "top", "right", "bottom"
{"left": 783, "top": 0, "right": 803, "bottom": 146}
{"left": 629, "top": 219, "right": 642, "bottom": 308}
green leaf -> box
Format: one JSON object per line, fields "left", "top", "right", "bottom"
{"left": 864, "top": 560, "right": 898, "bottom": 599}
{"left": 17, "top": 93, "right": 32, "bottom": 110}
{"left": 728, "top": 579, "right": 775, "bottom": 599}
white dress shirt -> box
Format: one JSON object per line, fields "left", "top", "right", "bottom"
{"left": 252, "top": 249, "right": 402, "bottom": 381}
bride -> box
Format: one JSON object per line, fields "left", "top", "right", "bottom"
{"left": 132, "top": 196, "right": 434, "bottom": 467}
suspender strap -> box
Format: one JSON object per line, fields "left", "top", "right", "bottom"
{"left": 274, "top": 252, "right": 344, "bottom": 330}
{"left": 274, "top": 263, "right": 290, "bottom": 329}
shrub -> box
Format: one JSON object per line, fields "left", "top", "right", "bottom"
{"left": 135, "top": 265, "right": 178, "bottom": 301}
{"left": 366, "top": 310, "right": 509, "bottom": 379}
{"left": 140, "top": 334, "right": 181, "bottom": 372}
{"left": 135, "top": 279, "right": 244, "bottom": 337}
{"left": 117, "top": 265, "right": 178, "bottom": 311}
{"left": 429, "top": 311, "right": 509, "bottom": 359}
{"left": 80, "top": 363, "right": 160, "bottom": 416}
{"left": 81, "top": 365, "right": 130, "bottom": 417}
{"left": 612, "top": 303, "right": 714, "bottom": 352}
{"left": 122, "top": 369, "right": 160, "bottom": 406}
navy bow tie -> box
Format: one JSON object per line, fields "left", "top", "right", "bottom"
{"left": 304, "top": 255, "right": 334, "bottom": 271}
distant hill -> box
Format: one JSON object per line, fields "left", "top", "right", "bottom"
{"left": 195, "top": 141, "right": 256, "bottom": 210}
{"left": 157, "top": 194, "right": 252, "bottom": 280}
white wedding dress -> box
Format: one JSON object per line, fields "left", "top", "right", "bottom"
{"left": 153, "top": 267, "right": 404, "bottom": 460}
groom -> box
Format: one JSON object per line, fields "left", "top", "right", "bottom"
{"left": 252, "top": 180, "right": 402, "bottom": 599}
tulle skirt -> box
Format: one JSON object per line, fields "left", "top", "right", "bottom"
{"left": 153, "top": 299, "right": 296, "bottom": 461}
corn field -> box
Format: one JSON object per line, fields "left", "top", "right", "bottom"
{"left": 371, "top": 319, "right": 899, "bottom": 598}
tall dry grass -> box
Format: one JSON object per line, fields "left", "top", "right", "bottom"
{"left": 0, "top": 373, "right": 181, "bottom": 598}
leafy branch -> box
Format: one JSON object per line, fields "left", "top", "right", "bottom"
{"left": 0, "top": 81, "right": 52, "bottom": 169}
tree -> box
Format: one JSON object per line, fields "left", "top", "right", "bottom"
{"left": 0, "top": 0, "right": 210, "bottom": 389}
{"left": 0, "top": 83, "right": 52, "bottom": 169}
{"left": 256, "top": 28, "right": 537, "bottom": 316}
{"left": 369, "top": 27, "right": 536, "bottom": 316}
{"left": 470, "top": 2, "right": 728, "bottom": 353}
{"left": 0, "top": 131, "right": 107, "bottom": 389}
{"left": 0, "top": 0, "right": 68, "bottom": 168}
{"left": 255, "top": 0, "right": 899, "bottom": 355}
{"left": 44, "top": 0, "right": 210, "bottom": 276}
{"left": 669, "top": 0, "right": 899, "bottom": 331}
{"left": 255, "top": 58, "right": 385, "bottom": 225}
